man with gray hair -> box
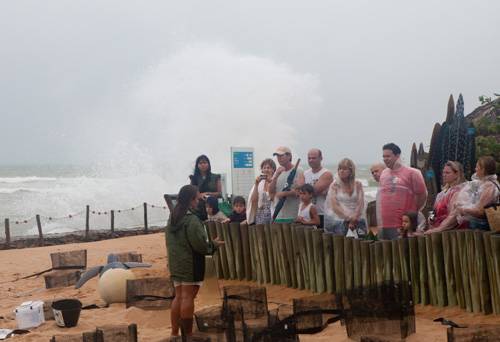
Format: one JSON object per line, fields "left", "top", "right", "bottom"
{"left": 366, "top": 162, "right": 387, "bottom": 236}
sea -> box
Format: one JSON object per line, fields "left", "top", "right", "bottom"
{"left": 0, "top": 163, "right": 378, "bottom": 238}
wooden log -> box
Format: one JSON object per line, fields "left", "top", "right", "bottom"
{"left": 369, "top": 243, "right": 376, "bottom": 286}
{"left": 291, "top": 224, "right": 304, "bottom": 290}
{"left": 352, "top": 238, "right": 362, "bottom": 290}
{"left": 295, "top": 225, "right": 310, "bottom": 291}
{"left": 248, "top": 224, "right": 261, "bottom": 283}
{"left": 382, "top": 240, "right": 393, "bottom": 283}
{"left": 4, "top": 219, "right": 10, "bottom": 249}
{"left": 322, "top": 232, "right": 335, "bottom": 293}
{"left": 221, "top": 222, "right": 236, "bottom": 280}
{"left": 474, "top": 230, "right": 492, "bottom": 315}
{"left": 283, "top": 222, "right": 297, "bottom": 288}
{"left": 482, "top": 232, "right": 499, "bottom": 316}
{"left": 207, "top": 222, "right": 223, "bottom": 279}
{"left": 408, "top": 236, "right": 420, "bottom": 305}
{"left": 229, "top": 223, "right": 245, "bottom": 281}
{"left": 425, "top": 234, "right": 438, "bottom": 306}
{"left": 333, "top": 234, "right": 345, "bottom": 292}
{"left": 255, "top": 225, "right": 269, "bottom": 284}
{"left": 361, "top": 240, "right": 372, "bottom": 289}
{"left": 36, "top": 214, "right": 44, "bottom": 247}
{"left": 312, "top": 229, "right": 326, "bottom": 294}
{"left": 465, "top": 229, "right": 480, "bottom": 314}
{"left": 215, "top": 222, "right": 230, "bottom": 279}
{"left": 457, "top": 230, "right": 472, "bottom": 312}
{"left": 442, "top": 231, "right": 457, "bottom": 308}
{"left": 373, "top": 241, "right": 384, "bottom": 285}
{"left": 264, "top": 224, "right": 276, "bottom": 285}
{"left": 491, "top": 235, "right": 500, "bottom": 316}
{"left": 450, "top": 231, "right": 465, "bottom": 309}
{"left": 277, "top": 223, "right": 292, "bottom": 287}
{"left": 418, "top": 236, "right": 429, "bottom": 306}
{"left": 143, "top": 202, "right": 148, "bottom": 233}
{"left": 271, "top": 224, "right": 282, "bottom": 285}
{"left": 344, "top": 237, "right": 354, "bottom": 291}
{"left": 398, "top": 238, "right": 409, "bottom": 282}
{"left": 431, "top": 233, "right": 448, "bottom": 308}
{"left": 391, "top": 239, "right": 401, "bottom": 284}
{"left": 240, "top": 224, "right": 253, "bottom": 282}
{"left": 304, "top": 227, "right": 317, "bottom": 293}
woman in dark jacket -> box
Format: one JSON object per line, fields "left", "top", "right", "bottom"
{"left": 189, "top": 155, "right": 222, "bottom": 220}
{"left": 166, "top": 184, "right": 224, "bottom": 337}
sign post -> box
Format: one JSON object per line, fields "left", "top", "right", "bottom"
{"left": 231, "top": 147, "right": 254, "bottom": 198}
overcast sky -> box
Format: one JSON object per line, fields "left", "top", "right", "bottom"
{"left": 1, "top": 0, "right": 499, "bottom": 171}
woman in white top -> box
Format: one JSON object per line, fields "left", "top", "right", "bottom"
{"left": 247, "top": 158, "right": 276, "bottom": 225}
{"left": 325, "top": 158, "right": 366, "bottom": 237}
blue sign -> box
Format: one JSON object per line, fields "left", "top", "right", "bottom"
{"left": 233, "top": 151, "right": 253, "bottom": 169}
{"left": 468, "top": 127, "right": 475, "bottom": 135}
{"left": 427, "top": 171, "right": 434, "bottom": 179}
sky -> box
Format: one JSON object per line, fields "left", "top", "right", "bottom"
{"left": 1, "top": 0, "right": 499, "bottom": 170}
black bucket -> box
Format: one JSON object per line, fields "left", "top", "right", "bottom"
{"left": 52, "top": 298, "right": 82, "bottom": 328}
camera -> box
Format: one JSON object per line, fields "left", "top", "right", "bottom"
{"left": 260, "top": 174, "right": 268, "bottom": 180}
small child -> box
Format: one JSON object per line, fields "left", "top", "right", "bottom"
{"left": 205, "top": 196, "right": 228, "bottom": 222}
{"left": 223, "top": 196, "right": 247, "bottom": 226}
{"left": 295, "top": 184, "right": 321, "bottom": 228}
{"left": 398, "top": 211, "right": 422, "bottom": 238}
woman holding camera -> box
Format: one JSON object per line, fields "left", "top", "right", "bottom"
{"left": 425, "top": 161, "right": 467, "bottom": 234}
{"left": 247, "top": 158, "right": 277, "bottom": 225}
{"left": 189, "top": 155, "right": 222, "bottom": 221}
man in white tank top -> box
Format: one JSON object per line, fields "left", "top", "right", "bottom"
{"left": 296, "top": 149, "right": 333, "bottom": 228}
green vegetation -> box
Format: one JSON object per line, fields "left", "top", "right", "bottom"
{"left": 475, "top": 94, "right": 500, "bottom": 177}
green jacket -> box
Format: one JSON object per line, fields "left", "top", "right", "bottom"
{"left": 165, "top": 211, "right": 218, "bottom": 282}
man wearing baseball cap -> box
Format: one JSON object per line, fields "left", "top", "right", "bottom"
{"left": 269, "top": 146, "right": 303, "bottom": 222}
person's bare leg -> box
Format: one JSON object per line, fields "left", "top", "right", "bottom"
{"left": 170, "top": 286, "right": 183, "bottom": 336}
{"left": 180, "top": 285, "right": 200, "bottom": 336}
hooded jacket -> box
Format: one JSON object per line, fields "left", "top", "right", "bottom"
{"left": 165, "top": 211, "right": 218, "bottom": 282}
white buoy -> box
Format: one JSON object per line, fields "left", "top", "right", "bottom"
{"left": 98, "top": 268, "right": 136, "bottom": 304}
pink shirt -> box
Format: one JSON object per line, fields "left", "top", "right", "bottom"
{"left": 379, "top": 165, "right": 427, "bottom": 228}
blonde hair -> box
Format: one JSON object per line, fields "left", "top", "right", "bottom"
{"left": 443, "top": 161, "right": 465, "bottom": 190}
{"left": 338, "top": 158, "right": 356, "bottom": 196}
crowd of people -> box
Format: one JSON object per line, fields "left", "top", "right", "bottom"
{"left": 164, "top": 143, "right": 499, "bottom": 337}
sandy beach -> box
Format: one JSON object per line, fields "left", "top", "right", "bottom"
{"left": 0, "top": 232, "right": 498, "bottom": 341}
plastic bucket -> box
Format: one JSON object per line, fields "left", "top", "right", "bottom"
{"left": 51, "top": 298, "right": 82, "bottom": 328}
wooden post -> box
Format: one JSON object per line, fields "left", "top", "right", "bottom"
{"left": 374, "top": 241, "right": 384, "bottom": 285}
{"left": 143, "top": 203, "right": 148, "bottom": 233}
{"left": 465, "top": 229, "right": 480, "bottom": 314}
{"left": 391, "top": 239, "right": 402, "bottom": 284}
{"left": 222, "top": 222, "right": 236, "bottom": 280}
{"left": 398, "top": 237, "right": 410, "bottom": 283}
{"left": 450, "top": 231, "right": 465, "bottom": 310}
{"left": 292, "top": 224, "right": 305, "bottom": 290}
{"left": 457, "top": 230, "right": 472, "bottom": 312}
{"left": 425, "top": 234, "right": 438, "bottom": 306}
{"left": 322, "top": 232, "right": 334, "bottom": 294}
{"left": 431, "top": 233, "right": 448, "bottom": 309}
{"left": 264, "top": 224, "right": 276, "bottom": 285}
{"left": 408, "top": 236, "right": 420, "bottom": 305}
{"left": 229, "top": 223, "right": 245, "bottom": 281}
{"left": 111, "top": 210, "right": 115, "bottom": 238}
{"left": 36, "top": 214, "right": 44, "bottom": 247}
{"left": 474, "top": 230, "right": 492, "bottom": 315}
{"left": 352, "top": 238, "right": 362, "bottom": 290}
{"left": 312, "top": 229, "right": 326, "bottom": 294}
{"left": 490, "top": 236, "right": 500, "bottom": 315}
{"left": 344, "top": 236, "right": 354, "bottom": 291}
{"left": 86, "top": 205, "right": 90, "bottom": 239}
{"left": 483, "top": 232, "right": 499, "bottom": 316}
{"left": 215, "top": 222, "right": 230, "bottom": 279}
{"left": 304, "top": 227, "right": 316, "bottom": 292}
{"left": 442, "top": 231, "right": 457, "bottom": 308}
{"left": 248, "top": 225, "right": 260, "bottom": 282}
{"left": 240, "top": 224, "right": 253, "bottom": 282}
{"left": 255, "top": 225, "right": 269, "bottom": 284}
{"left": 382, "top": 240, "right": 393, "bottom": 283}
{"left": 283, "top": 223, "right": 297, "bottom": 289}
{"left": 4, "top": 218, "right": 10, "bottom": 249}
{"left": 295, "top": 225, "right": 310, "bottom": 291}
{"left": 361, "top": 240, "right": 372, "bottom": 289}
{"left": 418, "top": 236, "right": 430, "bottom": 306}
{"left": 207, "top": 222, "right": 223, "bottom": 279}
{"left": 333, "top": 234, "right": 345, "bottom": 292}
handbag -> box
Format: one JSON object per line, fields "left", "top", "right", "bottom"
{"left": 484, "top": 181, "right": 500, "bottom": 232}
{"left": 217, "top": 192, "right": 232, "bottom": 217}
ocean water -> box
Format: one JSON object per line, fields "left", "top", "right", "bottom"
{"left": 0, "top": 163, "right": 378, "bottom": 238}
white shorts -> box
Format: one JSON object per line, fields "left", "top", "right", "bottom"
{"left": 173, "top": 280, "right": 203, "bottom": 287}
